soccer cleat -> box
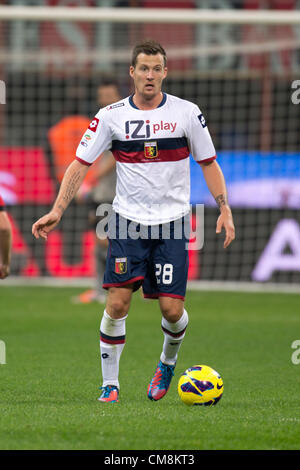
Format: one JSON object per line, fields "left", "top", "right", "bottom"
{"left": 147, "top": 360, "right": 175, "bottom": 401}
{"left": 97, "top": 385, "right": 119, "bottom": 403}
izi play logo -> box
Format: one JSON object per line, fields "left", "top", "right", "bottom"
{"left": 125, "top": 120, "right": 177, "bottom": 139}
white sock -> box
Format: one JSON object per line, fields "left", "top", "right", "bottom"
{"left": 160, "top": 309, "right": 189, "bottom": 366}
{"left": 99, "top": 309, "right": 127, "bottom": 390}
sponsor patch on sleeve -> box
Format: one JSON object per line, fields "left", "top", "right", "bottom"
{"left": 198, "top": 114, "right": 207, "bottom": 128}
{"left": 88, "top": 117, "right": 100, "bottom": 132}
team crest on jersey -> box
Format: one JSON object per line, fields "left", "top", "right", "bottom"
{"left": 115, "top": 258, "right": 127, "bottom": 274}
{"left": 144, "top": 141, "right": 158, "bottom": 159}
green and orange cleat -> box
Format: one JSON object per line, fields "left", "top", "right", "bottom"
{"left": 147, "top": 360, "right": 175, "bottom": 401}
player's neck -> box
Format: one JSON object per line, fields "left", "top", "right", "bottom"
{"left": 132, "top": 91, "right": 163, "bottom": 110}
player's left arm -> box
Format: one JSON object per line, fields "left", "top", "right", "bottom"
{"left": 200, "top": 160, "right": 235, "bottom": 248}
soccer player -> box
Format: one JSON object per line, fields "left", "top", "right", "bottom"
{"left": 32, "top": 40, "right": 235, "bottom": 403}
{"left": 0, "top": 194, "right": 12, "bottom": 280}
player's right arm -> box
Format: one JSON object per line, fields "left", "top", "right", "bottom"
{"left": 32, "top": 109, "right": 113, "bottom": 240}
{"left": 32, "top": 159, "right": 89, "bottom": 240}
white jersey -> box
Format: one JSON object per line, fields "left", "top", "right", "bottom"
{"left": 76, "top": 93, "right": 216, "bottom": 225}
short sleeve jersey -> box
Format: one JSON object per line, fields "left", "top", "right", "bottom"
{"left": 76, "top": 93, "right": 216, "bottom": 225}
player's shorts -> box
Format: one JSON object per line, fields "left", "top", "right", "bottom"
{"left": 103, "top": 212, "right": 190, "bottom": 300}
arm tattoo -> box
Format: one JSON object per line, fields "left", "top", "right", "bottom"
{"left": 57, "top": 204, "right": 65, "bottom": 215}
{"left": 215, "top": 193, "right": 227, "bottom": 209}
{"left": 62, "top": 170, "right": 82, "bottom": 205}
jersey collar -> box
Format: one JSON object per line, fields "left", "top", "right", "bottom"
{"left": 129, "top": 92, "right": 167, "bottom": 110}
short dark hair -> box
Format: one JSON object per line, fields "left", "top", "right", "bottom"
{"left": 131, "top": 40, "right": 167, "bottom": 68}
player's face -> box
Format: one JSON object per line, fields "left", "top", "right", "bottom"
{"left": 129, "top": 53, "right": 167, "bottom": 101}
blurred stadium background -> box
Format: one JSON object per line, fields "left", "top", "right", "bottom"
{"left": 0, "top": 0, "right": 300, "bottom": 290}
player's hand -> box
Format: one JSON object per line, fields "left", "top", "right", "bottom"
{"left": 216, "top": 206, "right": 235, "bottom": 249}
{"left": 0, "top": 264, "right": 10, "bottom": 279}
{"left": 32, "top": 210, "right": 61, "bottom": 240}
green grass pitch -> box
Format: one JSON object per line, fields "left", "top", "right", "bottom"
{"left": 0, "top": 286, "right": 299, "bottom": 450}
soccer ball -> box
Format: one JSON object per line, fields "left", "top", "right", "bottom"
{"left": 178, "top": 365, "right": 223, "bottom": 406}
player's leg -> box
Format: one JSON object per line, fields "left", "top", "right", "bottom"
{"left": 98, "top": 285, "right": 133, "bottom": 403}
{"left": 146, "top": 217, "right": 189, "bottom": 401}
{"left": 147, "top": 297, "right": 189, "bottom": 401}
{"left": 98, "top": 212, "right": 150, "bottom": 401}
{"left": 98, "top": 213, "right": 150, "bottom": 402}
{"left": 159, "top": 296, "right": 188, "bottom": 367}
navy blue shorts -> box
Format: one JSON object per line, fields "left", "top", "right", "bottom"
{"left": 103, "top": 213, "right": 190, "bottom": 300}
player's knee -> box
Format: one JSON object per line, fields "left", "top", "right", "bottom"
{"left": 106, "top": 299, "right": 128, "bottom": 318}
{"left": 161, "top": 306, "right": 184, "bottom": 323}
{"left": 106, "top": 289, "right": 131, "bottom": 318}
{"left": 160, "top": 297, "right": 184, "bottom": 323}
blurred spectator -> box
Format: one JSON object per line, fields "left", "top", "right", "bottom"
{"left": 47, "top": 84, "right": 100, "bottom": 189}
{"left": 0, "top": 194, "right": 12, "bottom": 279}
